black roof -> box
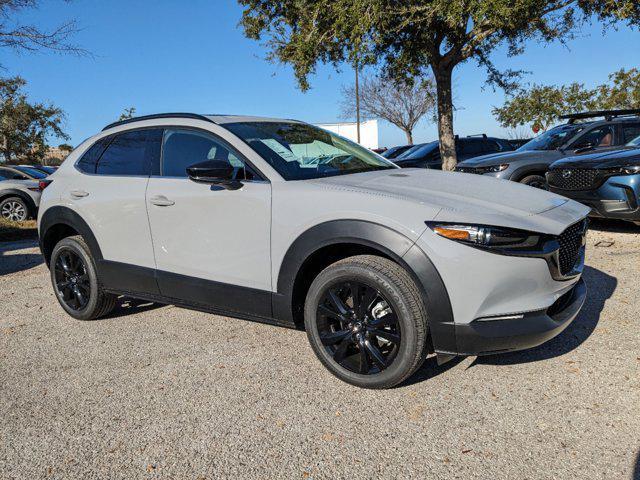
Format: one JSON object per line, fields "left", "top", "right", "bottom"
{"left": 102, "top": 113, "right": 215, "bottom": 131}
{"left": 560, "top": 109, "right": 640, "bottom": 124}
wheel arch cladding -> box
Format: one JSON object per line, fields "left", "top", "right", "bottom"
{"left": 274, "top": 220, "right": 457, "bottom": 355}
{"left": 0, "top": 189, "right": 37, "bottom": 217}
{"left": 39, "top": 206, "right": 103, "bottom": 267}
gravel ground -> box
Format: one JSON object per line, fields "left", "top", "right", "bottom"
{"left": 1, "top": 221, "right": 639, "bottom": 479}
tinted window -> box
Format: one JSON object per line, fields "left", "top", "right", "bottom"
{"left": 483, "top": 140, "right": 502, "bottom": 153}
{"left": 397, "top": 141, "right": 438, "bottom": 160}
{"left": 458, "top": 139, "right": 484, "bottom": 155}
{"left": 161, "top": 129, "right": 255, "bottom": 180}
{"left": 518, "top": 124, "right": 585, "bottom": 151}
{"left": 96, "top": 129, "right": 162, "bottom": 176}
{"left": 570, "top": 125, "right": 614, "bottom": 149}
{"left": 622, "top": 124, "right": 640, "bottom": 144}
{"left": 14, "top": 166, "right": 47, "bottom": 179}
{"left": 0, "top": 168, "right": 12, "bottom": 180}
{"left": 77, "top": 136, "right": 113, "bottom": 174}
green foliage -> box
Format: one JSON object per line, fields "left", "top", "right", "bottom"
{"left": 118, "top": 107, "right": 136, "bottom": 121}
{"left": 58, "top": 143, "right": 73, "bottom": 152}
{"left": 238, "top": 0, "right": 638, "bottom": 167}
{"left": 494, "top": 68, "right": 640, "bottom": 131}
{"left": 0, "top": 76, "right": 69, "bottom": 163}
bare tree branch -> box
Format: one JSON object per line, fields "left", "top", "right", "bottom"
{"left": 340, "top": 74, "right": 436, "bottom": 144}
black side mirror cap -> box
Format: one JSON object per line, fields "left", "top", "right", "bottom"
{"left": 186, "top": 160, "right": 242, "bottom": 190}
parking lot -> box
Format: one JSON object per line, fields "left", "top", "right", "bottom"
{"left": 1, "top": 221, "right": 639, "bottom": 479}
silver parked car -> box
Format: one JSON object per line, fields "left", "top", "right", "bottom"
{"left": 38, "top": 113, "right": 589, "bottom": 389}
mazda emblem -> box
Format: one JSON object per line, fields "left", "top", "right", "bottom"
{"left": 562, "top": 170, "right": 572, "bottom": 178}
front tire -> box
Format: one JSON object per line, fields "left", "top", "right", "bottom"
{"left": 520, "top": 174, "right": 548, "bottom": 190}
{"left": 50, "top": 236, "right": 117, "bottom": 320}
{"left": 304, "top": 255, "right": 428, "bottom": 389}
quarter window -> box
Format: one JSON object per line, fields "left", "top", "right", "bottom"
{"left": 76, "top": 136, "right": 113, "bottom": 174}
{"left": 96, "top": 129, "right": 161, "bottom": 176}
{"left": 161, "top": 129, "right": 255, "bottom": 180}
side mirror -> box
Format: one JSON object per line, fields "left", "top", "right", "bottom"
{"left": 186, "top": 160, "right": 242, "bottom": 190}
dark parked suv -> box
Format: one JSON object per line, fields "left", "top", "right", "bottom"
{"left": 547, "top": 135, "right": 640, "bottom": 225}
{"left": 455, "top": 109, "right": 640, "bottom": 189}
{"left": 394, "top": 135, "right": 514, "bottom": 169}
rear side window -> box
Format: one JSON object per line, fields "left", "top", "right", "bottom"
{"left": 622, "top": 124, "right": 640, "bottom": 144}
{"left": 459, "top": 139, "right": 484, "bottom": 155}
{"left": 76, "top": 136, "right": 113, "bottom": 174}
{"left": 96, "top": 130, "right": 162, "bottom": 176}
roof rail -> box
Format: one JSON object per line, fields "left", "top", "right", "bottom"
{"left": 102, "top": 113, "right": 214, "bottom": 131}
{"left": 466, "top": 133, "right": 488, "bottom": 138}
{"left": 560, "top": 109, "right": 640, "bottom": 124}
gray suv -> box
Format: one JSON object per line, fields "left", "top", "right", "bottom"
{"left": 455, "top": 109, "right": 640, "bottom": 189}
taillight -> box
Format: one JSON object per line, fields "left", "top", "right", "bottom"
{"left": 39, "top": 179, "right": 52, "bottom": 191}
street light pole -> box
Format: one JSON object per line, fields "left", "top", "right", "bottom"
{"left": 355, "top": 62, "right": 361, "bottom": 144}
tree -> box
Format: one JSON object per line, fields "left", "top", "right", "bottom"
{"left": 0, "top": 0, "right": 85, "bottom": 58}
{"left": 340, "top": 74, "right": 435, "bottom": 144}
{"left": 238, "top": 0, "right": 638, "bottom": 170}
{"left": 58, "top": 143, "right": 73, "bottom": 152}
{"left": 494, "top": 68, "right": 640, "bottom": 132}
{"left": 0, "top": 76, "right": 69, "bottom": 163}
{"left": 118, "top": 106, "right": 136, "bottom": 121}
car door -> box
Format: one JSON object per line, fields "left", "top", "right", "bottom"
{"left": 145, "top": 127, "right": 272, "bottom": 317}
{"left": 69, "top": 128, "right": 162, "bottom": 294}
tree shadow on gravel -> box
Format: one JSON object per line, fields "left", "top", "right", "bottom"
{"left": 469, "top": 266, "right": 616, "bottom": 367}
{"left": 0, "top": 239, "right": 43, "bottom": 276}
{"left": 633, "top": 448, "right": 640, "bottom": 480}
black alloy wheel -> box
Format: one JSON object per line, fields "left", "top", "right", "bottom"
{"left": 53, "top": 248, "right": 91, "bottom": 311}
{"left": 521, "top": 174, "right": 549, "bottom": 190}
{"left": 317, "top": 281, "right": 401, "bottom": 375}
{"left": 49, "top": 235, "right": 117, "bottom": 320}
{"left": 304, "top": 255, "right": 428, "bottom": 389}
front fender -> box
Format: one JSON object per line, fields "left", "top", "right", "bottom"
{"left": 274, "top": 220, "right": 456, "bottom": 358}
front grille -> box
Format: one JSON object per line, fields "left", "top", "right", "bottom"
{"left": 546, "top": 169, "right": 602, "bottom": 190}
{"left": 557, "top": 220, "right": 587, "bottom": 275}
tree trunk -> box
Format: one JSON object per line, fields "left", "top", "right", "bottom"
{"left": 432, "top": 64, "right": 457, "bottom": 171}
{"left": 403, "top": 129, "right": 413, "bottom": 145}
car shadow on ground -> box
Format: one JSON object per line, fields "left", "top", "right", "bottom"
{"left": 99, "top": 296, "right": 164, "bottom": 319}
{"left": 634, "top": 449, "right": 640, "bottom": 480}
{"left": 0, "top": 239, "right": 43, "bottom": 276}
{"left": 588, "top": 218, "right": 640, "bottom": 234}
{"left": 469, "top": 265, "right": 616, "bottom": 367}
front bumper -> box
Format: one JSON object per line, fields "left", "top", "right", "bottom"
{"left": 455, "top": 277, "right": 586, "bottom": 355}
{"left": 549, "top": 175, "right": 640, "bottom": 222}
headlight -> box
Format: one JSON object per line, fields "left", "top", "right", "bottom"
{"left": 602, "top": 165, "right": 640, "bottom": 175}
{"left": 426, "top": 222, "right": 543, "bottom": 252}
{"left": 479, "top": 164, "right": 509, "bottom": 173}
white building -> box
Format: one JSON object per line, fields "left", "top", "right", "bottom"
{"left": 315, "top": 119, "right": 379, "bottom": 149}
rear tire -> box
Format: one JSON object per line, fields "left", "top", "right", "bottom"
{"left": 50, "top": 235, "right": 117, "bottom": 320}
{"left": 304, "top": 255, "right": 428, "bottom": 389}
{"left": 0, "top": 196, "right": 29, "bottom": 221}
{"left": 520, "top": 174, "right": 548, "bottom": 190}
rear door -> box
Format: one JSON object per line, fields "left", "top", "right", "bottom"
{"left": 69, "top": 128, "right": 163, "bottom": 294}
{"left": 145, "top": 127, "right": 272, "bottom": 317}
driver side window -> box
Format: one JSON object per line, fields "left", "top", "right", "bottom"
{"left": 161, "top": 129, "right": 256, "bottom": 180}
{"left": 571, "top": 126, "right": 614, "bottom": 149}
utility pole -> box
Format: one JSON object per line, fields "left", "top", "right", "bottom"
{"left": 355, "top": 62, "right": 361, "bottom": 144}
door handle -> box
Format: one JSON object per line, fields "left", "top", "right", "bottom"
{"left": 149, "top": 195, "right": 175, "bottom": 207}
{"left": 70, "top": 190, "right": 89, "bottom": 198}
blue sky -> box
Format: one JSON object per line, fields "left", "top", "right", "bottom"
{"left": 4, "top": 0, "right": 639, "bottom": 147}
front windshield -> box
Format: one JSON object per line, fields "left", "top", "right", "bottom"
{"left": 224, "top": 121, "right": 397, "bottom": 180}
{"left": 14, "top": 166, "right": 47, "bottom": 179}
{"left": 627, "top": 135, "right": 640, "bottom": 147}
{"left": 518, "top": 125, "right": 585, "bottom": 151}
{"left": 397, "top": 141, "right": 438, "bottom": 160}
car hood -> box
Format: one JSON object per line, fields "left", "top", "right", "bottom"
{"left": 310, "top": 169, "right": 589, "bottom": 235}
{"left": 550, "top": 147, "right": 640, "bottom": 169}
{"left": 458, "top": 149, "right": 561, "bottom": 167}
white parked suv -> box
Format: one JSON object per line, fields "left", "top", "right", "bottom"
{"left": 38, "top": 113, "right": 590, "bottom": 388}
